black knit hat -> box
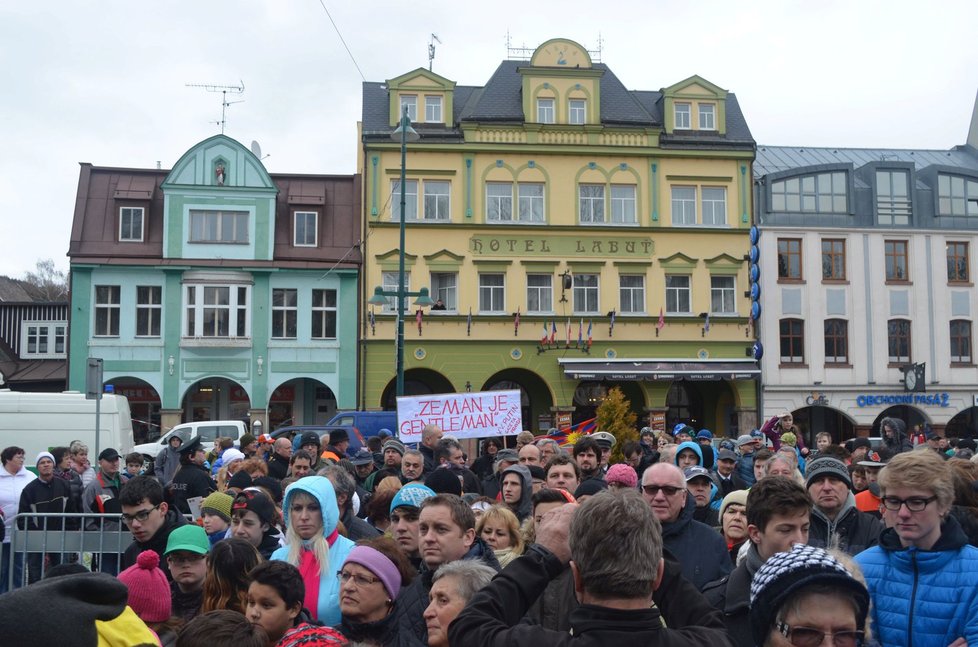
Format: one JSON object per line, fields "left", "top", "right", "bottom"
{"left": 749, "top": 544, "right": 869, "bottom": 647}
{"left": 804, "top": 456, "right": 853, "bottom": 489}
{"left": 424, "top": 467, "right": 462, "bottom": 496}
{"left": 227, "top": 470, "right": 253, "bottom": 491}
{"left": 233, "top": 488, "right": 278, "bottom": 526}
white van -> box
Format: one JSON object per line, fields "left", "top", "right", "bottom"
{"left": 133, "top": 420, "right": 246, "bottom": 463}
{"left": 0, "top": 390, "right": 135, "bottom": 461}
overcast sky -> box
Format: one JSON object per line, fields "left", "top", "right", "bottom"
{"left": 2, "top": 0, "right": 977, "bottom": 279}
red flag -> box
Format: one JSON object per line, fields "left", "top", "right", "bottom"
{"left": 550, "top": 320, "right": 557, "bottom": 344}
{"left": 657, "top": 307, "right": 665, "bottom": 330}
{"left": 416, "top": 309, "right": 423, "bottom": 335}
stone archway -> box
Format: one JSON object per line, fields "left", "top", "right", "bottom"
{"left": 481, "top": 368, "right": 554, "bottom": 432}
{"left": 380, "top": 368, "right": 455, "bottom": 411}
{"left": 181, "top": 377, "right": 251, "bottom": 424}
{"left": 108, "top": 377, "right": 161, "bottom": 444}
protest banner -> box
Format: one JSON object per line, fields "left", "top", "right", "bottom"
{"left": 396, "top": 390, "right": 523, "bottom": 441}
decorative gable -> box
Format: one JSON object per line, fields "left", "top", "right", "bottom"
{"left": 387, "top": 68, "right": 456, "bottom": 127}
{"left": 662, "top": 75, "right": 728, "bottom": 135}
{"left": 520, "top": 38, "right": 602, "bottom": 125}
{"left": 659, "top": 252, "right": 699, "bottom": 270}
{"left": 162, "top": 134, "right": 275, "bottom": 190}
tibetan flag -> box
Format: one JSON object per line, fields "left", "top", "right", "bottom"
{"left": 467, "top": 308, "right": 472, "bottom": 336}
{"left": 416, "top": 309, "right": 423, "bottom": 335}
{"left": 577, "top": 319, "right": 583, "bottom": 348}
{"left": 657, "top": 307, "right": 666, "bottom": 331}
{"left": 550, "top": 320, "right": 558, "bottom": 344}
{"left": 566, "top": 318, "right": 572, "bottom": 346}
{"left": 587, "top": 320, "right": 593, "bottom": 348}
{"left": 541, "top": 321, "right": 549, "bottom": 344}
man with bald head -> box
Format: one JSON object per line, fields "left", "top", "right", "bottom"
{"left": 266, "top": 437, "right": 292, "bottom": 480}
{"left": 518, "top": 443, "right": 541, "bottom": 467}
{"left": 641, "top": 463, "right": 731, "bottom": 590}
{"left": 419, "top": 424, "right": 444, "bottom": 473}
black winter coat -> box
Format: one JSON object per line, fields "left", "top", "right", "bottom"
{"left": 661, "top": 495, "right": 732, "bottom": 591}
{"left": 18, "top": 476, "right": 78, "bottom": 530}
{"left": 808, "top": 497, "right": 883, "bottom": 556}
{"left": 394, "top": 537, "right": 501, "bottom": 644}
{"left": 337, "top": 604, "right": 425, "bottom": 647}
{"left": 450, "top": 545, "right": 734, "bottom": 647}
{"left": 168, "top": 463, "right": 216, "bottom": 515}
{"left": 267, "top": 454, "right": 290, "bottom": 481}
{"left": 703, "top": 559, "right": 754, "bottom": 647}
{"left": 121, "top": 509, "right": 187, "bottom": 581}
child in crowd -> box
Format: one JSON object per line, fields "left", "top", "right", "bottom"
{"left": 200, "top": 491, "right": 234, "bottom": 546}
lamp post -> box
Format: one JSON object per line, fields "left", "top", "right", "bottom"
{"left": 367, "top": 106, "right": 432, "bottom": 398}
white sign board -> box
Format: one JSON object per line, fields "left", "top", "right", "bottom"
{"left": 396, "top": 390, "right": 523, "bottom": 441}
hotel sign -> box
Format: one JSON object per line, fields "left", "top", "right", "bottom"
{"left": 470, "top": 235, "right": 653, "bottom": 257}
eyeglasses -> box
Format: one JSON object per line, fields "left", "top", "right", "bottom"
{"left": 121, "top": 504, "right": 160, "bottom": 525}
{"left": 337, "top": 570, "right": 381, "bottom": 587}
{"left": 881, "top": 495, "right": 937, "bottom": 512}
{"left": 777, "top": 622, "right": 864, "bottom": 647}
{"left": 641, "top": 484, "right": 684, "bottom": 497}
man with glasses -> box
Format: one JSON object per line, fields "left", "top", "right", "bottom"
{"left": 641, "top": 463, "right": 730, "bottom": 590}
{"left": 164, "top": 524, "right": 210, "bottom": 621}
{"left": 119, "top": 475, "right": 186, "bottom": 581}
{"left": 80, "top": 447, "right": 124, "bottom": 575}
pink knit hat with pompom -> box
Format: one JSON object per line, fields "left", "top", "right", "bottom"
{"left": 606, "top": 463, "right": 638, "bottom": 488}
{"left": 118, "top": 550, "right": 171, "bottom": 623}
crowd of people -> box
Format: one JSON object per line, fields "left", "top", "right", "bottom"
{"left": 0, "top": 413, "right": 975, "bottom": 646}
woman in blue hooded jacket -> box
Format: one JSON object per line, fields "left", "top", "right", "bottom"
{"left": 272, "top": 475, "right": 355, "bottom": 625}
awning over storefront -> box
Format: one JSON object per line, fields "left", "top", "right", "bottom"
{"left": 559, "top": 359, "right": 760, "bottom": 381}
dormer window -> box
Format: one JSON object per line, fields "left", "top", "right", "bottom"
{"left": 119, "top": 207, "right": 144, "bottom": 242}
{"left": 699, "top": 104, "right": 716, "bottom": 130}
{"left": 876, "top": 170, "right": 911, "bottom": 225}
{"left": 537, "top": 98, "right": 555, "bottom": 124}
{"left": 425, "top": 96, "right": 443, "bottom": 123}
{"left": 674, "top": 103, "right": 691, "bottom": 129}
{"left": 938, "top": 174, "right": 978, "bottom": 216}
{"left": 569, "top": 99, "right": 586, "bottom": 125}
{"left": 399, "top": 95, "right": 417, "bottom": 121}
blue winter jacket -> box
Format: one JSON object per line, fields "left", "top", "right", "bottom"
{"left": 272, "top": 476, "right": 355, "bottom": 626}
{"left": 855, "top": 515, "right": 978, "bottom": 647}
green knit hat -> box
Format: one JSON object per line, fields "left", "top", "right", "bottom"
{"left": 200, "top": 491, "right": 233, "bottom": 522}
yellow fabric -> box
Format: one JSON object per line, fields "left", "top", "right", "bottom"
{"left": 96, "top": 605, "right": 161, "bottom": 646}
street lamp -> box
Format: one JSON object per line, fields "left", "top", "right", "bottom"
{"left": 367, "top": 106, "right": 433, "bottom": 398}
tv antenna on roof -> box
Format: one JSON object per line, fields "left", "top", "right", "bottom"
{"left": 428, "top": 34, "right": 442, "bottom": 71}
{"left": 185, "top": 81, "right": 245, "bottom": 134}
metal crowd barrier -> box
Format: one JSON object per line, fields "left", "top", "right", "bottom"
{"left": 5, "top": 512, "right": 130, "bottom": 591}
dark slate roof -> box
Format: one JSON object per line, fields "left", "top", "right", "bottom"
{"left": 0, "top": 277, "right": 42, "bottom": 303}
{"left": 754, "top": 145, "right": 978, "bottom": 177}
{"left": 361, "top": 61, "right": 753, "bottom": 149}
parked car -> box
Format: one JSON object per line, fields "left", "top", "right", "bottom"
{"left": 133, "top": 420, "right": 247, "bottom": 466}
{"left": 326, "top": 411, "right": 398, "bottom": 438}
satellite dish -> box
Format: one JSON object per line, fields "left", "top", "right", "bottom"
{"left": 251, "top": 140, "right": 262, "bottom": 159}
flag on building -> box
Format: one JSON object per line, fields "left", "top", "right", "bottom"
{"left": 566, "top": 318, "right": 572, "bottom": 346}
{"left": 587, "top": 320, "right": 593, "bottom": 348}
{"left": 514, "top": 309, "right": 520, "bottom": 336}
{"left": 416, "top": 309, "right": 423, "bottom": 335}
{"left": 467, "top": 308, "right": 472, "bottom": 336}
{"left": 541, "top": 321, "right": 549, "bottom": 344}
{"left": 550, "top": 320, "right": 557, "bottom": 344}
{"left": 577, "top": 319, "right": 583, "bottom": 348}
{"left": 657, "top": 307, "right": 666, "bottom": 331}
{"left": 609, "top": 310, "right": 616, "bottom": 336}
{"left": 368, "top": 309, "right": 376, "bottom": 335}
{"left": 704, "top": 313, "right": 710, "bottom": 334}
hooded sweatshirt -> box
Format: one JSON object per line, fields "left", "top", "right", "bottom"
{"left": 880, "top": 417, "right": 913, "bottom": 454}
{"left": 272, "top": 476, "right": 355, "bottom": 626}
{"left": 0, "top": 464, "right": 35, "bottom": 543}
{"left": 500, "top": 464, "right": 533, "bottom": 522}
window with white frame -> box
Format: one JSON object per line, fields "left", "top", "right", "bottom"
{"left": 479, "top": 273, "right": 505, "bottom": 313}
{"left": 573, "top": 274, "right": 599, "bottom": 314}
{"left": 771, "top": 172, "right": 848, "bottom": 213}
{"left": 486, "top": 182, "right": 513, "bottom": 221}
{"left": 568, "top": 99, "right": 586, "bottom": 125}
{"left": 423, "top": 181, "right": 450, "bottom": 221}
{"left": 271, "top": 288, "right": 298, "bottom": 339}
{"left": 21, "top": 322, "right": 67, "bottom": 358}
{"left": 184, "top": 284, "right": 250, "bottom": 338}
{"left": 938, "top": 174, "right": 978, "bottom": 217}
{"left": 579, "top": 184, "right": 605, "bottom": 224}
{"left": 537, "top": 98, "right": 555, "bottom": 124}
{"left": 430, "top": 272, "right": 458, "bottom": 311}
{"left": 119, "top": 207, "right": 144, "bottom": 242}
{"left": 619, "top": 275, "right": 645, "bottom": 314}
{"left": 674, "top": 103, "right": 691, "bottom": 129}
{"left": 294, "top": 211, "right": 318, "bottom": 247}
{"left": 391, "top": 179, "right": 418, "bottom": 221}
{"left": 671, "top": 187, "right": 696, "bottom": 225}
{"left": 699, "top": 104, "right": 716, "bottom": 130}
{"left": 94, "top": 285, "right": 121, "bottom": 337}
{"left": 425, "top": 96, "right": 443, "bottom": 123}
{"left": 526, "top": 274, "right": 552, "bottom": 313}
{"left": 518, "top": 183, "right": 544, "bottom": 222}
{"left": 702, "top": 187, "right": 727, "bottom": 226}
{"left": 610, "top": 185, "right": 637, "bottom": 224}
{"left": 311, "top": 289, "right": 337, "bottom": 339}
{"left": 710, "top": 276, "right": 735, "bottom": 314}
{"left": 876, "top": 170, "right": 911, "bottom": 225}
{"left": 381, "top": 271, "right": 410, "bottom": 313}
{"left": 665, "top": 276, "right": 691, "bottom": 314}
{"left": 136, "top": 286, "right": 162, "bottom": 337}
{"left": 399, "top": 95, "right": 417, "bottom": 121}
{"left": 189, "top": 210, "right": 249, "bottom": 244}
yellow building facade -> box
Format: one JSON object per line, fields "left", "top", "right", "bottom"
{"left": 359, "top": 38, "right": 759, "bottom": 436}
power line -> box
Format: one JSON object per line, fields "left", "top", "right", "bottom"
{"left": 317, "top": 0, "right": 366, "bottom": 82}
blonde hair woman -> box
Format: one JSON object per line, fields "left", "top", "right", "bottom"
{"left": 475, "top": 504, "right": 524, "bottom": 567}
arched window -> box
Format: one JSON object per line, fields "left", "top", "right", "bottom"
{"left": 950, "top": 320, "right": 972, "bottom": 364}
{"left": 887, "top": 319, "right": 911, "bottom": 364}
{"left": 824, "top": 319, "right": 848, "bottom": 365}
{"left": 779, "top": 318, "right": 805, "bottom": 365}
